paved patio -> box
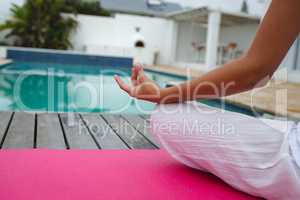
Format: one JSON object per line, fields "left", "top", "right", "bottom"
{"left": 145, "top": 65, "right": 300, "bottom": 120}
{"left": 0, "top": 59, "right": 12, "bottom": 66}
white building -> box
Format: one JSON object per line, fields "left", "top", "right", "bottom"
{"left": 167, "top": 7, "right": 260, "bottom": 70}
{"left": 71, "top": 2, "right": 262, "bottom": 71}
{"left": 75, "top": 0, "right": 300, "bottom": 79}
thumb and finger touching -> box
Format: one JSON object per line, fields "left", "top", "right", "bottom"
{"left": 132, "top": 64, "right": 146, "bottom": 85}
{"left": 137, "top": 67, "right": 147, "bottom": 84}
{"left": 115, "top": 65, "right": 143, "bottom": 95}
{"left": 115, "top": 65, "right": 159, "bottom": 101}
{"left": 131, "top": 65, "right": 139, "bottom": 86}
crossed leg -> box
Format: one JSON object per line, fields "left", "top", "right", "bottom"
{"left": 150, "top": 102, "right": 300, "bottom": 200}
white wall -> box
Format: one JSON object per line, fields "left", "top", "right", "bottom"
{"left": 295, "top": 39, "right": 300, "bottom": 71}
{"left": 174, "top": 22, "right": 258, "bottom": 67}
{"left": 280, "top": 43, "right": 297, "bottom": 71}
{"left": 273, "top": 50, "right": 300, "bottom": 83}
{"left": 219, "top": 23, "right": 258, "bottom": 53}
{"left": 220, "top": 22, "right": 300, "bottom": 82}
{"left": 0, "top": 47, "right": 7, "bottom": 58}
{"left": 175, "top": 22, "right": 207, "bottom": 63}
{"left": 71, "top": 14, "right": 116, "bottom": 51}
{"left": 71, "top": 14, "right": 175, "bottom": 65}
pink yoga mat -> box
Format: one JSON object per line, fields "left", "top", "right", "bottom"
{"left": 0, "top": 149, "right": 260, "bottom": 200}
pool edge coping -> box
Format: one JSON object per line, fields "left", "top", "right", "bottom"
{"left": 0, "top": 59, "right": 13, "bottom": 67}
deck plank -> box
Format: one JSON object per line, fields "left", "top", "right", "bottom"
{"left": 59, "top": 113, "right": 98, "bottom": 149}
{"left": 0, "top": 111, "right": 158, "bottom": 150}
{"left": 37, "top": 113, "right": 66, "bottom": 149}
{"left": 81, "top": 114, "right": 128, "bottom": 150}
{"left": 101, "top": 114, "right": 156, "bottom": 149}
{"left": 121, "top": 114, "right": 159, "bottom": 148}
{"left": 2, "top": 112, "right": 35, "bottom": 148}
{"left": 0, "top": 112, "right": 13, "bottom": 145}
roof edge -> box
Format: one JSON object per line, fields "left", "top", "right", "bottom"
{"left": 166, "top": 6, "right": 261, "bottom": 21}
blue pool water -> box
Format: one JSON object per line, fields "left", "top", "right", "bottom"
{"left": 0, "top": 60, "right": 262, "bottom": 116}
{"left": 0, "top": 61, "right": 186, "bottom": 114}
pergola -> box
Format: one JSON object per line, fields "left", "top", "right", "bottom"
{"left": 167, "top": 7, "right": 260, "bottom": 69}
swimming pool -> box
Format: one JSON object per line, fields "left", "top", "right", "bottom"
{"left": 0, "top": 60, "right": 263, "bottom": 117}
{"left": 0, "top": 61, "right": 186, "bottom": 114}
{"left": 0, "top": 48, "right": 263, "bottom": 116}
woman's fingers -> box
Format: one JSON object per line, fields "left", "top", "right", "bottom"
{"left": 114, "top": 75, "right": 131, "bottom": 94}
{"left": 137, "top": 67, "right": 147, "bottom": 84}
{"left": 131, "top": 64, "right": 142, "bottom": 86}
{"left": 131, "top": 81, "right": 161, "bottom": 103}
{"left": 131, "top": 67, "right": 138, "bottom": 86}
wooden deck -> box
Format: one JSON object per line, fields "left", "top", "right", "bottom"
{"left": 0, "top": 112, "right": 158, "bottom": 150}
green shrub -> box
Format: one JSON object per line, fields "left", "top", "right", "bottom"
{"left": 0, "top": 0, "right": 78, "bottom": 50}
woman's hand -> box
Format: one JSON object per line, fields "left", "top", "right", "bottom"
{"left": 114, "top": 65, "right": 162, "bottom": 103}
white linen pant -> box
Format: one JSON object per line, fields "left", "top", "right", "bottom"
{"left": 150, "top": 102, "right": 300, "bottom": 200}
